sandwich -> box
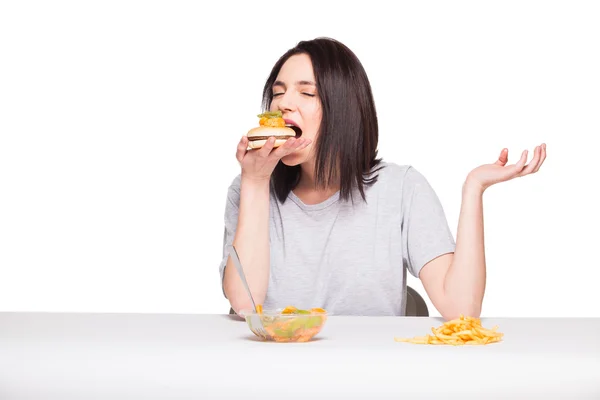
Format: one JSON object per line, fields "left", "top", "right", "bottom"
{"left": 246, "top": 110, "right": 302, "bottom": 149}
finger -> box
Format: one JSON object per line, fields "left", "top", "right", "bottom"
{"left": 269, "top": 137, "right": 299, "bottom": 159}
{"left": 513, "top": 150, "right": 528, "bottom": 174}
{"left": 271, "top": 137, "right": 311, "bottom": 160}
{"left": 519, "top": 146, "right": 541, "bottom": 176}
{"left": 532, "top": 143, "right": 546, "bottom": 173}
{"left": 257, "top": 136, "right": 276, "bottom": 158}
{"left": 495, "top": 148, "right": 509, "bottom": 166}
{"left": 236, "top": 137, "right": 249, "bottom": 163}
{"left": 290, "top": 138, "right": 312, "bottom": 153}
{"left": 297, "top": 138, "right": 312, "bottom": 150}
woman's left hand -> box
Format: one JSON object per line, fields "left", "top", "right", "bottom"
{"left": 466, "top": 143, "right": 547, "bottom": 192}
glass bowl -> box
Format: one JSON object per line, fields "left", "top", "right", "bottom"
{"left": 240, "top": 307, "right": 328, "bottom": 342}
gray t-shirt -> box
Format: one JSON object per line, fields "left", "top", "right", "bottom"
{"left": 218, "top": 162, "right": 456, "bottom": 316}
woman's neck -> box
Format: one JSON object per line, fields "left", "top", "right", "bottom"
{"left": 294, "top": 161, "right": 340, "bottom": 205}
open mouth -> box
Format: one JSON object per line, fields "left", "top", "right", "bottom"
{"left": 286, "top": 124, "right": 302, "bottom": 138}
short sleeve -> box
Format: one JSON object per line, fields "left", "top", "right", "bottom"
{"left": 218, "top": 175, "right": 242, "bottom": 298}
{"left": 401, "top": 166, "right": 456, "bottom": 278}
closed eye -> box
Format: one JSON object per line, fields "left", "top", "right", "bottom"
{"left": 272, "top": 92, "right": 315, "bottom": 98}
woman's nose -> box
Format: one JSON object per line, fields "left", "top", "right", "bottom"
{"left": 276, "top": 92, "right": 295, "bottom": 112}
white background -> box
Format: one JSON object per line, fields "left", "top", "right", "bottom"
{"left": 1, "top": 1, "right": 598, "bottom": 317}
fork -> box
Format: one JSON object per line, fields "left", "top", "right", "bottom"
{"left": 226, "top": 244, "right": 268, "bottom": 338}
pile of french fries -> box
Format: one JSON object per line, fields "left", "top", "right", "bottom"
{"left": 395, "top": 315, "right": 503, "bottom": 345}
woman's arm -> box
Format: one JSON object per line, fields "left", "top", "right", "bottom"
{"left": 420, "top": 144, "right": 546, "bottom": 320}
{"left": 222, "top": 136, "right": 311, "bottom": 314}
{"left": 223, "top": 177, "right": 271, "bottom": 314}
{"left": 420, "top": 183, "right": 485, "bottom": 320}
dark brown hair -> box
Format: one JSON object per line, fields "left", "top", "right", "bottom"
{"left": 263, "top": 37, "right": 383, "bottom": 204}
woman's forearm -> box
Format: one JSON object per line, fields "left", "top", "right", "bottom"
{"left": 223, "top": 177, "right": 271, "bottom": 314}
{"left": 443, "top": 180, "right": 487, "bottom": 318}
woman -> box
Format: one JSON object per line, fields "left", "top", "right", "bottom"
{"left": 219, "top": 37, "right": 546, "bottom": 320}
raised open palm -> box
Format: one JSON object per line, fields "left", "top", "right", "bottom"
{"left": 467, "top": 143, "right": 547, "bottom": 191}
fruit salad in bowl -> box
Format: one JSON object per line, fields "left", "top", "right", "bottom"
{"left": 241, "top": 306, "right": 328, "bottom": 342}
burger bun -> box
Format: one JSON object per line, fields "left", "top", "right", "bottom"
{"left": 246, "top": 126, "right": 297, "bottom": 150}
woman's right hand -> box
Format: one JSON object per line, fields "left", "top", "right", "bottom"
{"left": 236, "top": 136, "right": 311, "bottom": 181}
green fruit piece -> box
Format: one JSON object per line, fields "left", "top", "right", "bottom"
{"left": 257, "top": 110, "right": 283, "bottom": 119}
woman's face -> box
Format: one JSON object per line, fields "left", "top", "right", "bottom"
{"left": 269, "top": 53, "right": 322, "bottom": 166}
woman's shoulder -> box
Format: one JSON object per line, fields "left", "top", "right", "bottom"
{"left": 371, "top": 161, "right": 424, "bottom": 185}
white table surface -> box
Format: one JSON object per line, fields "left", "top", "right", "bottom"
{"left": 1, "top": 313, "right": 599, "bottom": 399}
